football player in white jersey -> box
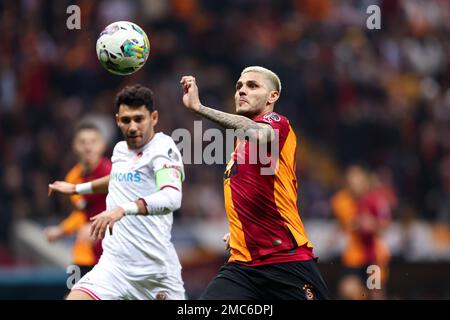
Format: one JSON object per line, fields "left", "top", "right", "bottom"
{"left": 48, "top": 84, "right": 185, "bottom": 300}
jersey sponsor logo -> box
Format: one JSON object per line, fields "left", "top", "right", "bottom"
{"left": 263, "top": 112, "right": 280, "bottom": 123}
{"left": 110, "top": 171, "right": 141, "bottom": 183}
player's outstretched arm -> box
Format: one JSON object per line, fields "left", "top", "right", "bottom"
{"left": 48, "top": 181, "right": 76, "bottom": 196}
{"left": 44, "top": 210, "right": 86, "bottom": 243}
{"left": 48, "top": 175, "right": 110, "bottom": 196}
{"left": 44, "top": 225, "right": 65, "bottom": 243}
{"left": 180, "top": 75, "right": 274, "bottom": 143}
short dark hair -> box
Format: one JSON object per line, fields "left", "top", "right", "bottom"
{"left": 115, "top": 84, "right": 155, "bottom": 112}
{"left": 74, "top": 122, "right": 102, "bottom": 136}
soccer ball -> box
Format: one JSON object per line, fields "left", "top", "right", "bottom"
{"left": 96, "top": 21, "right": 150, "bottom": 75}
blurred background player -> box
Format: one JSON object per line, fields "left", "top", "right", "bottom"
{"left": 331, "top": 164, "right": 396, "bottom": 300}
{"left": 48, "top": 85, "right": 185, "bottom": 300}
{"left": 44, "top": 123, "right": 111, "bottom": 278}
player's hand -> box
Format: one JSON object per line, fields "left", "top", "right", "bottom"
{"left": 180, "top": 76, "right": 201, "bottom": 112}
{"left": 44, "top": 226, "right": 64, "bottom": 243}
{"left": 90, "top": 207, "right": 125, "bottom": 240}
{"left": 223, "top": 232, "right": 230, "bottom": 251}
{"left": 48, "top": 181, "right": 76, "bottom": 197}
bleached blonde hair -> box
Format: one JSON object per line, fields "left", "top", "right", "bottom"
{"left": 241, "top": 66, "right": 282, "bottom": 93}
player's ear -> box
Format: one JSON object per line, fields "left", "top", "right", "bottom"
{"left": 115, "top": 113, "right": 120, "bottom": 126}
{"left": 268, "top": 91, "right": 280, "bottom": 104}
{"left": 151, "top": 110, "right": 158, "bottom": 126}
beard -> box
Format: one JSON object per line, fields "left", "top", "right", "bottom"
{"left": 236, "top": 104, "right": 257, "bottom": 118}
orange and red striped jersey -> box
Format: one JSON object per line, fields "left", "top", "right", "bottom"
{"left": 60, "top": 157, "right": 111, "bottom": 266}
{"left": 224, "top": 112, "right": 314, "bottom": 266}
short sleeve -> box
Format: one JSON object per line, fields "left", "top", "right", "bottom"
{"left": 254, "top": 112, "right": 291, "bottom": 147}
{"left": 254, "top": 112, "right": 289, "bottom": 131}
{"left": 151, "top": 139, "right": 184, "bottom": 180}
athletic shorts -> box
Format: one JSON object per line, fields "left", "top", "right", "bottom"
{"left": 71, "top": 255, "right": 185, "bottom": 300}
{"left": 200, "top": 260, "right": 330, "bottom": 300}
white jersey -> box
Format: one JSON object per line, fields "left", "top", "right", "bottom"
{"left": 102, "top": 132, "right": 184, "bottom": 278}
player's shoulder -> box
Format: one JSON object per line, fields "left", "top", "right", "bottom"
{"left": 112, "top": 141, "right": 128, "bottom": 154}
{"left": 256, "top": 111, "right": 290, "bottom": 126}
{"left": 146, "top": 132, "right": 183, "bottom": 165}
{"left": 145, "top": 132, "right": 178, "bottom": 152}
{"left": 153, "top": 132, "right": 177, "bottom": 145}
{"left": 111, "top": 142, "right": 129, "bottom": 164}
{"left": 99, "top": 156, "right": 112, "bottom": 171}
{"left": 255, "top": 112, "right": 293, "bottom": 141}
{"left": 101, "top": 156, "right": 112, "bottom": 164}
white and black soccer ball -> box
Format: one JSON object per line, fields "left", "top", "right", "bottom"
{"left": 96, "top": 21, "right": 150, "bottom": 75}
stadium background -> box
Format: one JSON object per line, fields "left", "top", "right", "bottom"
{"left": 0, "top": 0, "right": 449, "bottom": 299}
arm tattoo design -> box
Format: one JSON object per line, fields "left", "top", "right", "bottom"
{"left": 197, "top": 105, "right": 273, "bottom": 141}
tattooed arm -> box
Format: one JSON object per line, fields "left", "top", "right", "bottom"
{"left": 180, "top": 75, "right": 274, "bottom": 142}
{"left": 197, "top": 105, "right": 274, "bottom": 141}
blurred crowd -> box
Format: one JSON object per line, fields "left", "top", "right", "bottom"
{"left": 0, "top": 0, "right": 449, "bottom": 260}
